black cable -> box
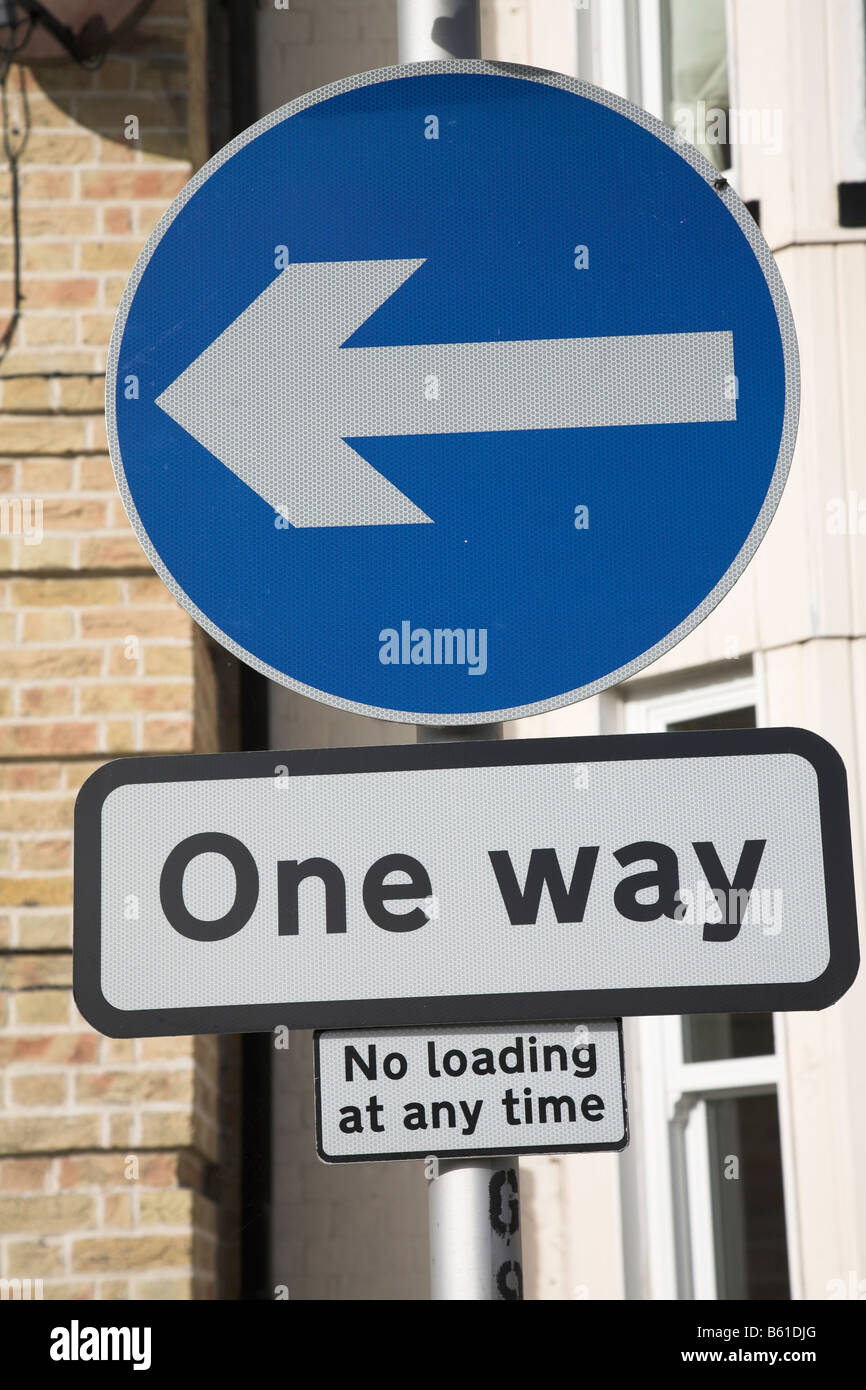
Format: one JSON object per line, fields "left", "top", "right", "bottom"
{"left": 0, "top": 56, "right": 30, "bottom": 365}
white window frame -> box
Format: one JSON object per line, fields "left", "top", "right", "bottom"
{"left": 622, "top": 672, "right": 802, "bottom": 1300}
{"left": 630, "top": 1, "right": 748, "bottom": 197}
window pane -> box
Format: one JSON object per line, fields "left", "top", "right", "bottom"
{"left": 682, "top": 1012, "right": 775, "bottom": 1063}
{"left": 706, "top": 1093, "right": 790, "bottom": 1299}
{"left": 668, "top": 705, "right": 756, "bottom": 733}
{"left": 663, "top": 0, "right": 731, "bottom": 171}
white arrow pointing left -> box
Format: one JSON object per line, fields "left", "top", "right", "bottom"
{"left": 155, "top": 259, "right": 736, "bottom": 528}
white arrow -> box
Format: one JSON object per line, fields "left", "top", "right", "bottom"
{"left": 155, "top": 259, "right": 736, "bottom": 529}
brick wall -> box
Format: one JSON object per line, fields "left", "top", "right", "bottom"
{"left": 0, "top": 0, "right": 229, "bottom": 1300}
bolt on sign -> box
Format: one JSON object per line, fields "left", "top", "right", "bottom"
{"left": 315, "top": 1021, "right": 628, "bottom": 1163}
{"left": 73, "top": 730, "right": 858, "bottom": 1039}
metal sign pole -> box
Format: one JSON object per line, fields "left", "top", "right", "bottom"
{"left": 418, "top": 726, "right": 524, "bottom": 1301}
{"left": 398, "top": 0, "right": 522, "bottom": 1305}
{"left": 396, "top": 0, "right": 481, "bottom": 65}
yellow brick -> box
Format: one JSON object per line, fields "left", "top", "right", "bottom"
{"left": 6, "top": 1239, "right": 65, "bottom": 1276}
{"left": 14, "top": 991, "right": 70, "bottom": 1026}
{"left": 19, "top": 170, "right": 73, "bottom": 201}
{"left": 81, "top": 607, "right": 187, "bottom": 639}
{"left": 20, "top": 610, "right": 75, "bottom": 640}
{"left": 0, "top": 950, "right": 72, "bottom": 983}
{"left": 78, "top": 455, "right": 115, "bottom": 490}
{"left": 139, "top": 1190, "right": 194, "bottom": 1226}
{"left": 20, "top": 206, "right": 97, "bottom": 237}
{"left": 17, "top": 838, "right": 71, "bottom": 871}
{"left": 15, "top": 913, "right": 71, "bottom": 949}
{"left": 13, "top": 578, "right": 121, "bottom": 606}
{"left": 104, "top": 1192, "right": 133, "bottom": 1229}
{"left": 104, "top": 719, "right": 136, "bottom": 751}
{"left": 41, "top": 498, "right": 108, "bottom": 529}
{"left": 142, "top": 718, "right": 193, "bottom": 752}
{"left": 98, "top": 1279, "right": 131, "bottom": 1299}
{"left": 138, "top": 1037, "right": 194, "bottom": 1061}
{"left": 0, "top": 1193, "right": 94, "bottom": 1232}
{"left": 143, "top": 645, "right": 193, "bottom": 676}
{"left": 0, "top": 796, "right": 72, "bottom": 831}
{"left": 0, "top": 1031, "right": 97, "bottom": 1066}
{"left": 140, "top": 133, "right": 191, "bottom": 162}
{"left": 125, "top": 577, "right": 182, "bottom": 605}
{"left": 76, "top": 1069, "right": 192, "bottom": 1105}
{"left": 18, "top": 539, "right": 74, "bottom": 571}
{"left": 57, "top": 378, "right": 107, "bottom": 412}
{"left": 102, "top": 273, "right": 129, "bottom": 304}
{"left": 5, "top": 647, "right": 101, "bottom": 678}
{"left": 73, "top": 1235, "right": 192, "bottom": 1274}
{"left": 108, "top": 1113, "right": 134, "bottom": 1147}
{"left": 24, "top": 314, "right": 76, "bottom": 348}
{"left": 0, "top": 1114, "right": 100, "bottom": 1154}
{"left": 23, "top": 133, "right": 95, "bottom": 164}
{"left": 79, "top": 681, "right": 192, "bottom": 714}
{"left": 79, "top": 536, "right": 145, "bottom": 569}
{"left": 1, "top": 378, "right": 52, "bottom": 411}
{"left": 21, "top": 242, "right": 76, "bottom": 272}
{"left": 132, "top": 1275, "right": 194, "bottom": 1300}
{"left": 18, "top": 93, "right": 81, "bottom": 128}
{"left": 78, "top": 95, "right": 178, "bottom": 131}
{"left": 17, "top": 685, "right": 76, "bottom": 717}
{"left": 139, "top": 1111, "right": 194, "bottom": 1147}
{"left": 0, "top": 349, "right": 95, "bottom": 374}
{"left": 42, "top": 1281, "right": 97, "bottom": 1300}
{"left": 80, "top": 241, "right": 143, "bottom": 272}
{"left": 0, "top": 764, "right": 64, "bottom": 792}
{"left": 18, "top": 460, "right": 74, "bottom": 492}
{"left": 11, "top": 1074, "right": 67, "bottom": 1107}
{"left": 108, "top": 645, "right": 139, "bottom": 676}
{"left": 3, "top": 722, "right": 100, "bottom": 756}
{"left": 0, "top": 613, "right": 16, "bottom": 641}
{"left": 0, "top": 418, "right": 88, "bottom": 454}
{"left": 81, "top": 313, "right": 117, "bottom": 347}
{"left": 62, "top": 762, "right": 103, "bottom": 792}
{"left": 19, "top": 278, "right": 99, "bottom": 310}
{"left": 103, "top": 206, "right": 133, "bottom": 235}
{"left": 80, "top": 169, "right": 188, "bottom": 202}
{"left": 0, "top": 1157, "right": 51, "bottom": 1191}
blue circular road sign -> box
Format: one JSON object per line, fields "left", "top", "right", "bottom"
{"left": 107, "top": 61, "right": 798, "bottom": 724}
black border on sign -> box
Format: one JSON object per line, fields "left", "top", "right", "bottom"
{"left": 73, "top": 727, "right": 860, "bottom": 1037}
{"left": 312, "top": 1020, "right": 630, "bottom": 1163}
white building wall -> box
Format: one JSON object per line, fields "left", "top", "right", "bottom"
{"left": 257, "top": 0, "right": 866, "bottom": 1300}
{"left": 514, "top": 0, "right": 866, "bottom": 1302}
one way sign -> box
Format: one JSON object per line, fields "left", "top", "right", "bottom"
{"left": 73, "top": 729, "right": 857, "bottom": 1038}
{"left": 107, "top": 61, "right": 798, "bottom": 724}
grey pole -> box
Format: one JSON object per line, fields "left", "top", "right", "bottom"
{"left": 398, "top": 0, "right": 522, "bottom": 1306}
{"left": 418, "top": 725, "right": 523, "bottom": 1301}
{"left": 396, "top": 0, "right": 481, "bottom": 64}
